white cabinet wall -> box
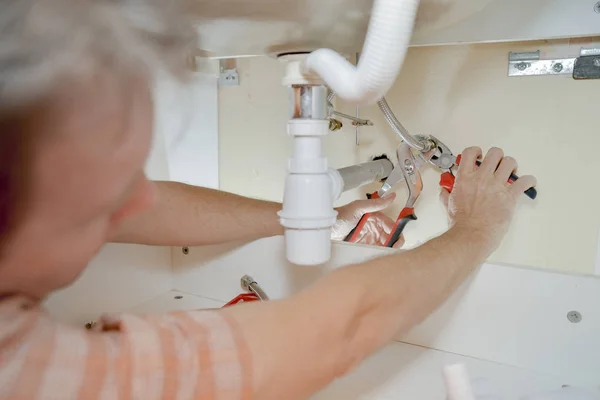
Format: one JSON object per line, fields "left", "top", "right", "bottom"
{"left": 218, "top": 41, "right": 600, "bottom": 274}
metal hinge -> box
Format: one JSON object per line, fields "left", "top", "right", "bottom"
{"left": 508, "top": 48, "right": 600, "bottom": 79}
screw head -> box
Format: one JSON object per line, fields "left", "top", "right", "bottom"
{"left": 174, "top": 295, "right": 183, "bottom": 300}
{"left": 328, "top": 119, "right": 343, "bottom": 131}
{"left": 552, "top": 63, "right": 564, "bottom": 73}
{"left": 593, "top": 58, "right": 600, "bottom": 68}
{"left": 567, "top": 310, "right": 582, "bottom": 323}
{"left": 85, "top": 322, "right": 96, "bottom": 330}
{"left": 182, "top": 247, "right": 189, "bottom": 255}
{"left": 515, "top": 62, "right": 528, "bottom": 71}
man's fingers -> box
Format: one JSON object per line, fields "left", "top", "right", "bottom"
{"left": 509, "top": 175, "right": 537, "bottom": 197}
{"left": 371, "top": 212, "right": 395, "bottom": 235}
{"left": 495, "top": 156, "right": 517, "bottom": 182}
{"left": 354, "top": 192, "right": 397, "bottom": 215}
{"left": 458, "top": 146, "right": 482, "bottom": 174}
{"left": 480, "top": 147, "right": 504, "bottom": 174}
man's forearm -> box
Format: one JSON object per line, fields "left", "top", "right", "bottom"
{"left": 223, "top": 226, "right": 489, "bottom": 399}
{"left": 111, "top": 181, "right": 283, "bottom": 246}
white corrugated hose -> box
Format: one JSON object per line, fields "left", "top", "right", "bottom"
{"left": 304, "top": 0, "right": 420, "bottom": 106}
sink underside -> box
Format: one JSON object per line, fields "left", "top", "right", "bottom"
{"left": 193, "top": 0, "right": 492, "bottom": 57}
{"left": 190, "top": 0, "right": 600, "bottom": 58}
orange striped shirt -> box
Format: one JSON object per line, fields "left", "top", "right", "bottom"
{"left": 0, "top": 296, "right": 252, "bottom": 399}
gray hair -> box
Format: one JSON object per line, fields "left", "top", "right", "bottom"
{"left": 0, "top": 0, "right": 197, "bottom": 108}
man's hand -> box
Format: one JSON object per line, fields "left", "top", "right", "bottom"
{"left": 332, "top": 193, "right": 404, "bottom": 248}
{"left": 440, "top": 147, "right": 537, "bottom": 255}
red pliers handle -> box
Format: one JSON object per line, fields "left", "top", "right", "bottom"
{"left": 439, "top": 155, "right": 538, "bottom": 200}
{"left": 344, "top": 143, "right": 423, "bottom": 248}
{"left": 384, "top": 207, "right": 417, "bottom": 247}
{"left": 222, "top": 293, "right": 260, "bottom": 307}
{"left": 343, "top": 192, "right": 415, "bottom": 248}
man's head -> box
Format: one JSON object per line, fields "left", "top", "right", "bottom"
{"left": 0, "top": 0, "right": 195, "bottom": 298}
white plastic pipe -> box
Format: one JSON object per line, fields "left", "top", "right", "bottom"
{"left": 328, "top": 158, "right": 393, "bottom": 202}
{"left": 304, "top": 0, "right": 420, "bottom": 106}
{"left": 279, "top": 120, "right": 338, "bottom": 266}
{"left": 281, "top": 157, "right": 392, "bottom": 265}
{"left": 336, "top": 159, "right": 393, "bottom": 193}
{"left": 443, "top": 364, "right": 476, "bottom": 400}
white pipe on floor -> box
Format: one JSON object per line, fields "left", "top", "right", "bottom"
{"left": 304, "top": 0, "right": 421, "bottom": 106}
{"left": 444, "top": 364, "right": 476, "bottom": 400}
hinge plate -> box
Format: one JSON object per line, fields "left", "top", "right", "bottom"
{"left": 508, "top": 51, "right": 574, "bottom": 76}
{"left": 508, "top": 48, "right": 600, "bottom": 79}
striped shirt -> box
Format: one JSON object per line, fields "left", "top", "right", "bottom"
{"left": 0, "top": 296, "right": 252, "bottom": 399}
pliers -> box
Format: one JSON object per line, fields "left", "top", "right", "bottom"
{"left": 428, "top": 136, "right": 538, "bottom": 199}
{"left": 344, "top": 142, "right": 428, "bottom": 247}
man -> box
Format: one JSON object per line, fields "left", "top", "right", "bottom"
{"left": 0, "top": 1, "right": 536, "bottom": 399}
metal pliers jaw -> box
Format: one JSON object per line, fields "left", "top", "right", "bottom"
{"left": 378, "top": 141, "right": 431, "bottom": 199}
{"left": 424, "top": 136, "right": 460, "bottom": 192}
{"left": 427, "top": 136, "right": 456, "bottom": 173}
{"left": 379, "top": 143, "right": 424, "bottom": 247}
{"left": 344, "top": 142, "right": 426, "bottom": 247}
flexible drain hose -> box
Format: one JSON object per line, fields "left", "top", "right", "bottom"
{"left": 305, "top": 0, "right": 421, "bottom": 106}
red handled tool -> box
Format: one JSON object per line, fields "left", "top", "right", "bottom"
{"left": 383, "top": 143, "right": 422, "bottom": 248}
{"left": 344, "top": 136, "right": 538, "bottom": 248}
{"left": 438, "top": 154, "right": 537, "bottom": 199}
{"left": 345, "top": 143, "right": 425, "bottom": 247}
{"left": 384, "top": 206, "right": 417, "bottom": 247}
{"left": 222, "top": 275, "right": 268, "bottom": 307}
{"left": 223, "top": 293, "right": 260, "bottom": 307}
{"left": 344, "top": 191, "right": 380, "bottom": 243}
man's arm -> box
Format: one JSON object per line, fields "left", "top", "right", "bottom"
{"left": 221, "top": 147, "right": 537, "bottom": 399}
{"left": 10, "top": 148, "right": 535, "bottom": 400}
{"left": 110, "top": 182, "right": 283, "bottom": 246}
{"left": 110, "top": 181, "right": 399, "bottom": 247}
